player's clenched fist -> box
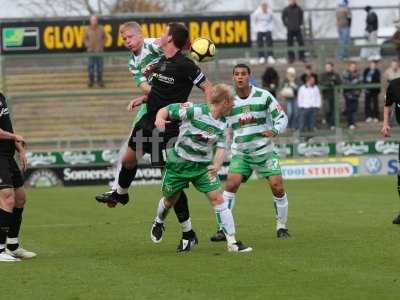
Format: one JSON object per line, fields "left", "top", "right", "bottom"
{"left": 380, "top": 124, "right": 391, "bottom": 137}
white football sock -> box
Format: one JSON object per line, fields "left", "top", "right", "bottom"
{"left": 274, "top": 193, "right": 288, "bottom": 230}
{"left": 6, "top": 237, "right": 18, "bottom": 245}
{"left": 116, "top": 184, "right": 129, "bottom": 195}
{"left": 214, "top": 202, "right": 236, "bottom": 242}
{"left": 155, "top": 198, "right": 170, "bottom": 224}
{"left": 180, "top": 218, "right": 192, "bottom": 233}
{"left": 223, "top": 191, "right": 236, "bottom": 210}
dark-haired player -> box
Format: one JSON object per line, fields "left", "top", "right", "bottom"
{"left": 210, "top": 64, "right": 291, "bottom": 241}
{"left": 0, "top": 92, "right": 36, "bottom": 262}
{"left": 96, "top": 23, "right": 213, "bottom": 251}
{"left": 381, "top": 77, "right": 400, "bottom": 224}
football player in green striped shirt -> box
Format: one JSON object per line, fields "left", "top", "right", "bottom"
{"left": 108, "top": 21, "right": 163, "bottom": 192}
{"left": 96, "top": 22, "right": 194, "bottom": 239}
{"left": 211, "top": 64, "right": 291, "bottom": 241}
{"left": 152, "top": 84, "right": 252, "bottom": 253}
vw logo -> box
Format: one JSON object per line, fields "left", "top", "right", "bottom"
{"left": 364, "top": 157, "right": 382, "bottom": 174}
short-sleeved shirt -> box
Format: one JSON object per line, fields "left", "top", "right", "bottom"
{"left": 128, "top": 38, "right": 163, "bottom": 87}
{"left": 228, "top": 85, "right": 288, "bottom": 157}
{"left": 0, "top": 93, "right": 15, "bottom": 157}
{"left": 385, "top": 77, "right": 400, "bottom": 124}
{"left": 146, "top": 51, "right": 206, "bottom": 115}
{"left": 167, "top": 102, "right": 226, "bottom": 163}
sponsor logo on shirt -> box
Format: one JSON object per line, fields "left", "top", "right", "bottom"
{"left": 0, "top": 107, "right": 9, "bottom": 117}
{"left": 153, "top": 72, "right": 174, "bottom": 84}
{"left": 195, "top": 133, "right": 210, "bottom": 143}
{"left": 241, "top": 105, "right": 251, "bottom": 114}
{"left": 180, "top": 102, "right": 190, "bottom": 108}
{"left": 238, "top": 115, "right": 257, "bottom": 126}
{"left": 143, "top": 61, "right": 159, "bottom": 78}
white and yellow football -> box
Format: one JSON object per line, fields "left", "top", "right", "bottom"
{"left": 190, "top": 37, "right": 216, "bottom": 63}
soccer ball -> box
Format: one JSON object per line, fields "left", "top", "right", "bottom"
{"left": 190, "top": 38, "right": 216, "bottom": 62}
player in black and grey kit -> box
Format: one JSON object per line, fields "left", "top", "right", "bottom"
{"left": 0, "top": 92, "right": 36, "bottom": 261}
{"left": 96, "top": 23, "right": 213, "bottom": 251}
{"left": 381, "top": 77, "right": 400, "bottom": 224}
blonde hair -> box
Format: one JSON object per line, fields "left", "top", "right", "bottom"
{"left": 210, "top": 84, "right": 235, "bottom": 104}
{"left": 120, "top": 21, "right": 142, "bottom": 35}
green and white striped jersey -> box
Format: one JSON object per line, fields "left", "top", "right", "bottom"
{"left": 167, "top": 102, "right": 227, "bottom": 163}
{"left": 228, "top": 85, "right": 288, "bottom": 156}
{"left": 127, "top": 38, "right": 163, "bottom": 87}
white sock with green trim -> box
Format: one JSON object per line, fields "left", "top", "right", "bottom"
{"left": 155, "top": 198, "right": 170, "bottom": 224}
{"left": 223, "top": 191, "right": 236, "bottom": 210}
{"left": 214, "top": 202, "right": 236, "bottom": 244}
{"left": 218, "top": 191, "right": 236, "bottom": 231}
{"left": 274, "top": 193, "right": 288, "bottom": 230}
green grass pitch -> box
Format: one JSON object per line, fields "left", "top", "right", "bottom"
{"left": 2, "top": 176, "right": 400, "bottom": 300}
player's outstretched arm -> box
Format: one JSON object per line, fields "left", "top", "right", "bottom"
{"left": 381, "top": 105, "right": 392, "bottom": 137}
{"left": 155, "top": 107, "right": 171, "bottom": 130}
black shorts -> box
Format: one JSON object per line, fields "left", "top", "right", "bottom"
{"left": 0, "top": 156, "right": 24, "bottom": 190}
{"left": 128, "top": 114, "right": 179, "bottom": 167}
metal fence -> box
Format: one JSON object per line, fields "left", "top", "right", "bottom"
{"left": 0, "top": 41, "right": 399, "bottom": 151}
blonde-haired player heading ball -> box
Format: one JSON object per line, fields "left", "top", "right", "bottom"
{"left": 152, "top": 84, "right": 252, "bottom": 253}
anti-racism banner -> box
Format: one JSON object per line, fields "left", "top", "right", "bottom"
{"left": 0, "top": 13, "right": 251, "bottom": 54}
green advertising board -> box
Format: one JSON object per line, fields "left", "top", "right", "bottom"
{"left": 25, "top": 140, "right": 398, "bottom": 168}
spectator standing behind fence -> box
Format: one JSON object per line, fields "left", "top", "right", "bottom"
{"left": 390, "top": 23, "right": 400, "bottom": 60}
{"left": 297, "top": 75, "right": 321, "bottom": 133}
{"left": 383, "top": 59, "right": 400, "bottom": 82}
{"left": 300, "top": 64, "right": 318, "bottom": 85}
{"left": 262, "top": 65, "right": 280, "bottom": 97}
{"left": 363, "top": 59, "right": 381, "bottom": 123}
{"left": 320, "top": 62, "right": 342, "bottom": 130}
{"left": 252, "top": 2, "right": 275, "bottom": 64}
{"left": 363, "top": 6, "right": 379, "bottom": 59}
{"left": 282, "top": 0, "right": 305, "bottom": 63}
{"left": 342, "top": 61, "right": 362, "bottom": 130}
{"left": 279, "top": 67, "right": 298, "bottom": 129}
{"left": 84, "top": 15, "right": 106, "bottom": 88}
{"left": 336, "top": 0, "right": 351, "bottom": 59}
